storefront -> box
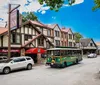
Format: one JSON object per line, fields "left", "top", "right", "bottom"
{"left": 0, "top": 49, "right": 20, "bottom": 57}
{"left": 25, "top": 48, "right": 46, "bottom": 64}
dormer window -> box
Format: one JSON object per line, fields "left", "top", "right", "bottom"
{"left": 90, "top": 43, "right": 93, "bottom": 46}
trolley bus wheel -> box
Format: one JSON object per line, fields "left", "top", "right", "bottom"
{"left": 64, "top": 62, "right": 67, "bottom": 67}
{"left": 76, "top": 59, "right": 79, "bottom": 64}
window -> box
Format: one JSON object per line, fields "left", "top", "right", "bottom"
{"left": 55, "top": 31, "right": 60, "bottom": 37}
{"left": 69, "top": 34, "right": 72, "bottom": 39}
{"left": 47, "top": 30, "right": 51, "bottom": 36}
{"left": 65, "top": 34, "right": 67, "bottom": 39}
{"left": 40, "top": 28, "right": 43, "bottom": 33}
{"left": 55, "top": 31, "right": 57, "bottom": 37}
{"left": 13, "top": 59, "right": 20, "bottom": 62}
{"left": 19, "top": 58, "right": 26, "bottom": 62}
{"left": 69, "top": 42, "right": 72, "bottom": 47}
{"left": 46, "top": 42, "right": 50, "bottom": 49}
{"left": 65, "top": 42, "right": 66, "bottom": 46}
{"left": 0, "top": 58, "right": 2, "bottom": 60}
{"left": 25, "top": 35, "right": 28, "bottom": 41}
{"left": 16, "top": 34, "right": 20, "bottom": 43}
{"left": 38, "top": 38, "right": 44, "bottom": 46}
{"left": 11, "top": 33, "right": 21, "bottom": 44}
{"left": 29, "top": 35, "right": 32, "bottom": 39}
{"left": 61, "top": 33, "right": 63, "bottom": 38}
{"left": 90, "top": 43, "right": 93, "bottom": 46}
{"left": 62, "top": 41, "right": 63, "bottom": 46}
{"left": 58, "top": 31, "right": 60, "bottom": 37}
{"left": 12, "top": 34, "right": 16, "bottom": 43}
{"left": 25, "top": 35, "right": 32, "bottom": 41}
{"left": 13, "top": 58, "right": 26, "bottom": 62}
{"left": 55, "top": 40, "right": 60, "bottom": 46}
{"left": 26, "top": 58, "right": 31, "bottom": 60}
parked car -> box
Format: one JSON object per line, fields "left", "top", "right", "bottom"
{"left": 0, "top": 56, "right": 34, "bottom": 74}
{"left": 0, "top": 56, "right": 7, "bottom": 63}
{"left": 87, "top": 53, "right": 97, "bottom": 58}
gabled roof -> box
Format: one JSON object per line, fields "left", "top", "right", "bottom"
{"left": 29, "top": 20, "right": 52, "bottom": 29}
{"left": 61, "top": 28, "right": 70, "bottom": 33}
{"left": 47, "top": 24, "right": 61, "bottom": 31}
{"left": 47, "top": 24, "right": 57, "bottom": 29}
{"left": 0, "top": 20, "right": 42, "bottom": 36}
{"left": 80, "top": 38, "right": 97, "bottom": 47}
{"left": 0, "top": 27, "right": 8, "bottom": 35}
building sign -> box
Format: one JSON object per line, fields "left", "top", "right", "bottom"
{"left": 10, "top": 9, "right": 20, "bottom": 29}
{"left": 0, "top": 49, "right": 20, "bottom": 53}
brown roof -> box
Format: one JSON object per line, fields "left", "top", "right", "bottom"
{"left": 29, "top": 20, "right": 52, "bottom": 29}
{"left": 61, "top": 28, "right": 70, "bottom": 33}
{"left": 47, "top": 24, "right": 57, "bottom": 29}
{"left": 80, "top": 38, "right": 97, "bottom": 47}
{"left": 0, "top": 27, "right": 8, "bottom": 34}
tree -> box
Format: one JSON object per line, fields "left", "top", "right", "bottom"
{"left": 22, "top": 12, "right": 38, "bottom": 22}
{"left": 38, "top": 0, "right": 75, "bottom": 11}
{"left": 92, "top": 0, "right": 100, "bottom": 11}
{"left": 74, "top": 32, "right": 83, "bottom": 43}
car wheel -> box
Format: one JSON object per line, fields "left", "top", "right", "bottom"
{"left": 3, "top": 67, "right": 10, "bottom": 74}
{"left": 27, "top": 64, "right": 32, "bottom": 70}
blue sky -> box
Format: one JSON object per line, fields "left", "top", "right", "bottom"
{"left": 34, "top": 0, "right": 100, "bottom": 42}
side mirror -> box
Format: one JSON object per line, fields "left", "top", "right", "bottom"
{"left": 10, "top": 61, "right": 14, "bottom": 64}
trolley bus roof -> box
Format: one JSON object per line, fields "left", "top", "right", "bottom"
{"left": 47, "top": 48, "right": 81, "bottom": 51}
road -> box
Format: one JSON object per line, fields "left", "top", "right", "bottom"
{"left": 0, "top": 56, "right": 100, "bottom": 85}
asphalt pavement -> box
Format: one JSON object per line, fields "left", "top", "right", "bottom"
{"left": 0, "top": 56, "right": 100, "bottom": 85}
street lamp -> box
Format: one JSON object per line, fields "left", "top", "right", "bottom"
{"left": 8, "top": 4, "right": 20, "bottom": 59}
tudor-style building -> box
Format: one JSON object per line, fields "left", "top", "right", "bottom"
{"left": 76, "top": 38, "right": 97, "bottom": 54}
{"left": 0, "top": 20, "right": 54, "bottom": 57}
{"left": 47, "top": 24, "right": 61, "bottom": 47}
{"left": 61, "top": 28, "right": 75, "bottom": 47}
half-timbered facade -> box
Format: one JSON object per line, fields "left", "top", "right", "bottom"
{"left": 61, "top": 28, "right": 75, "bottom": 47}
{"left": 47, "top": 24, "right": 61, "bottom": 47}
{"left": 0, "top": 20, "right": 54, "bottom": 57}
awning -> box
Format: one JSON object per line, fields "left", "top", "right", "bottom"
{"left": 0, "top": 49, "right": 20, "bottom": 53}
{"left": 26, "top": 48, "right": 46, "bottom": 54}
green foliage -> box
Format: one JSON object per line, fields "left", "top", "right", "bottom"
{"left": 74, "top": 32, "right": 83, "bottom": 43}
{"left": 92, "top": 0, "right": 100, "bottom": 11}
{"left": 38, "top": 0, "right": 75, "bottom": 11}
{"left": 22, "top": 12, "right": 38, "bottom": 22}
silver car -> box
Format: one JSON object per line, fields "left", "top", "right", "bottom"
{"left": 0, "top": 56, "right": 34, "bottom": 74}
{"left": 87, "top": 53, "right": 97, "bottom": 58}
{"left": 0, "top": 56, "right": 7, "bottom": 62}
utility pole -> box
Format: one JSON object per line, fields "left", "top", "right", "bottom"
{"left": 8, "top": 4, "right": 20, "bottom": 59}
{"left": 8, "top": 4, "right": 11, "bottom": 59}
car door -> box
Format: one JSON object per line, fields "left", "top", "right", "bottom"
{"left": 11, "top": 58, "right": 27, "bottom": 70}
{"left": 18, "top": 58, "right": 27, "bottom": 68}
{"left": 10, "top": 59, "right": 21, "bottom": 70}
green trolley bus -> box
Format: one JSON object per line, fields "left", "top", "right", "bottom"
{"left": 46, "top": 47, "right": 83, "bottom": 68}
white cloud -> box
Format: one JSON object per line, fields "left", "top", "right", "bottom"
{"left": 64, "top": 0, "right": 84, "bottom": 6}
{"left": 41, "top": 11, "right": 46, "bottom": 14}
{"left": 0, "top": 0, "right": 84, "bottom": 25}
{"left": 0, "top": 0, "right": 49, "bottom": 22}
{"left": 52, "top": 16, "right": 56, "bottom": 19}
